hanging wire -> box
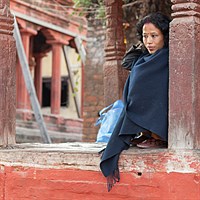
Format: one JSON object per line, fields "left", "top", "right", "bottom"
{"left": 40, "top": 7, "right": 100, "bottom": 14}
{"left": 122, "top": 0, "right": 143, "bottom": 8}
{"left": 22, "top": 0, "right": 101, "bottom": 11}
{"left": 18, "top": 2, "right": 92, "bottom": 18}
{"left": 22, "top": 0, "right": 137, "bottom": 10}
{"left": 18, "top": 0, "right": 105, "bottom": 19}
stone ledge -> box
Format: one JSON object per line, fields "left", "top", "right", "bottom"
{"left": 0, "top": 143, "right": 199, "bottom": 200}
{"left": 0, "top": 143, "right": 105, "bottom": 171}
{"left": 0, "top": 143, "right": 199, "bottom": 174}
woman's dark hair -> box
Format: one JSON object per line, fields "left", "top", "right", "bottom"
{"left": 136, "top": 12, "right": 171, "bottom": 47}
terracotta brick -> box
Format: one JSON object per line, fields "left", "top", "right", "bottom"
{"left": 85, "top": 96, "right": 98, "bottom": 102}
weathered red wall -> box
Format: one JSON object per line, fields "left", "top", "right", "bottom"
{"left": 0, "top": 143, "right": 200, "bottom": 200}
{"left": 1, "top": 166, "right": 200, "bottom": 200}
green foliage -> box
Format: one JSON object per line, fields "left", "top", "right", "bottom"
{"left": 96, "top": 1, "right": 105, "bottom": 19}
{"left": 72, "top": 0, "right": 105, "bottom": 19}
{"left": 73, "top": 0, "right": 93, "bottom": 7}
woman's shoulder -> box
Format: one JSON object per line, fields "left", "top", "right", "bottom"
{"left": 121, "top": 44, "right": 143, "bottom": 71}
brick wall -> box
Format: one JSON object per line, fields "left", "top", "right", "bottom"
{"left": 82, "top": 18, "right": 106, "bottom": 142}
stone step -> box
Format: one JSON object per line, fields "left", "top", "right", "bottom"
{"left": 16, "top": 117, "right": 83, "bottom": 133}
{"left": 16, "top": 120, "right": 82, "bottom": 134}
{"left": 16, "top": 126, "right": 82, "bottom": 143}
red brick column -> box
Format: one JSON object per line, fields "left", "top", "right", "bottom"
{"left": 82, "top": 18, "right": 105, "bottom": 142}
{"left": 104, "top": 0, "right": 128, "bottom": 105}
{"left": 169, "top": 0, "right": 200, "bottom": 149}
{"left": 0, "top": 0, "right": 16, "bottom": 146}
{"left": 34, "top": 53, "right": 46, "bottom": 106}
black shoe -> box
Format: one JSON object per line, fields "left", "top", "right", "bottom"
{"left": 131, "top": 135, "right": 149, "bottom": 146}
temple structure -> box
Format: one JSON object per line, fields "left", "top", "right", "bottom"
{"left": 10, "top": 0, "right": 87, "bottom": 142}
{"left": 0, "top": 0, "right": 199, "bottom": 199}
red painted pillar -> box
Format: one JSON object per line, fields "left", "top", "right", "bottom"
{"left": 103, "top": 0, "right": 128, "bottom": 106}
{"left": 34, "top": 53, "right": 45, "bottom": 106}
{"left": 0, "top": 0, "right": 16, "bottom": 146}
{"left": 16, "top": 58, "right": 26, "bottom": 109}
{"left": 17, "top": 28, "right": 36, "bottom": 110}
{"left": 169, "top": 0, "right": 200, "bottom": 149}
{"left": 51, "top": 43, "right": 62, "bottom": 115}
{"left": 44, "top": 30, "right": 71, "bottom": 115}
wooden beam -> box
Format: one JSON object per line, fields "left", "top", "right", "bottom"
{"left": 74, "top": 37, "right": 86, "bottom": 65}
{"left": 62, "top": 46, "right": 81, "bottom": 118}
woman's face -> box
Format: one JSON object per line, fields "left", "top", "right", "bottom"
{"left": 142, "top": 23, "right": 164, "bottom": 54}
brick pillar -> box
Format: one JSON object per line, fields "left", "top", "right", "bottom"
{"left": 17, "top": 27, "right": 36, "bottom": 110}
{"left": 104, "top": 0, "right": 128, "bottom": 106}
{"left": 0, "top": 0, "right": 16, "bottom": 146}
{"left": 82, "top": 18, "right": 106, "bottom": 142}
{"left": 169, "top": 0, "right": 200, "bottom": 149}
{"left": 34, "top": 53, "right": 45, "bottom": 106}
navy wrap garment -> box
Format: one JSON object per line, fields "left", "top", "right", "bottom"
{"left": 100, "top": 47, "right": 169, "bottom": 191}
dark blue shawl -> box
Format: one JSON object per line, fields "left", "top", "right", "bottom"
{"left": 100, "top": 47, "right": 169, "bottom": 191}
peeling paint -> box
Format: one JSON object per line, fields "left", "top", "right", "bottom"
{"left": 166, "top": 151, "right": 199, "bottom": 173}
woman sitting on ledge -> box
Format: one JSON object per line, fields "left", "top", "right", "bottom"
{"left": 100, "top": 12, "right": 171, "bottom": 192}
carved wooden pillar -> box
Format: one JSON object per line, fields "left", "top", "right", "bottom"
{"left": 104, "top": 0, "right": 128, "bottom": 106}
{"left": 169, "top": 0, "right": 200, "bottom": 149}
{"left": 34, "top": 53, "right": 46, "bottom": 106}
{"left": 0, "top": 0, "right": 16, "bottom": 146}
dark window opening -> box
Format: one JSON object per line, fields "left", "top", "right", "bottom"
{"left": 61, "top": 77, "right": 69, "bottom": 107}
{"left": 42, "top": 78, "right": 51, "bottom": 107}
{"left": 42, "top": 77, "right": 69, "bottom": 107}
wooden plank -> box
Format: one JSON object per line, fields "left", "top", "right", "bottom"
{"left": 74, "top": 37, "right": 86, "bottom": 65}
{"left": 13, "top": 17, "right": 51, "bottom": 144}
{"left": 62, "top": 46, "right": 81, "bottom": 118}
{"left": 74, "top": 37, "right": 86, "bottom": 118}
